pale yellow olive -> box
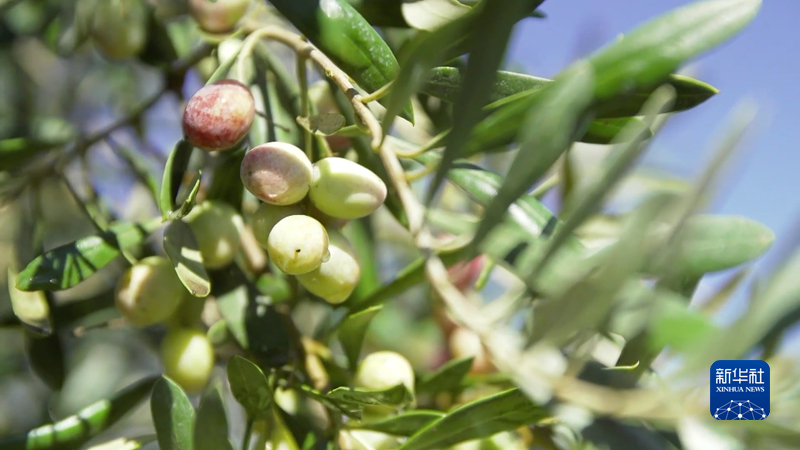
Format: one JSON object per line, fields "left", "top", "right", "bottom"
{"left": 241, "top": 142, "right": 313, "bottom": 206}
{"left": 115, "top": 256, "right": 185, "bottom": 326}
{"left": 354, "top": 351, "right": 414, "bottom": 419}
{"left": 308, "top": 157, "right": 387, "bottom": 219}
{"left": 267, "top": 215, "right": 329, "bottom": 275}
{"left": 185, "top": 201, "right": 241, "bottom": 269}
{"left": 189, "top": 0, "right": 250, "bottom": 33}
{"left": 160, "top": 327, "right": 215, "bottom": 393}
{"left": 448, "top": 327, "right": 494, "bottom": 374}
{"left": 251, "top": 203, "right": 304, "bottom": 248}
{"left": 342, "top": 430, "right": 399, "bottom": 450}
{"left": 296, "top": 231, "right": 360, "bottom": 304}
{"left": 91, "top": 0, "right": 148, "bottom": 59}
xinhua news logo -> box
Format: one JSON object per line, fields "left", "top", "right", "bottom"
{"left": 710, "top": 360, "right": 769, "bottom": 420}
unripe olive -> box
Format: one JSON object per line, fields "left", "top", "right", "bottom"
{"left": 160, "top": 327, "right": 215, "bottom": 393}
{"left": 185, "top": 201, "right": 241, "bottom": 269}
{"left": 241, "top": 142, "right": 313, "bottom": 206}
{"left": 267, "top": 215, "right": 329, "bottom": 275}
{"left": 251, "top": 203, "right": 304, "bottom": 248}
{"left": 296, "top": 232, "right": 360, "bottom": 304}
{"left": 308, "top": 157, "right": 387, "bottom": 219}
{"left": 354, "top": 351, "right": 414, "bottom": 418}
{"left": 115, "top": 256, "right": 185, "bottom": 326}
{"left": 188, "top": 0, "right": 249, "bottom": 33}
{"left": 91, "top": 0, "right": 148, "bottom": 59}
{"left": 448, "top": 327, "right": 494, "bottom": 374}
{"left": 183, "top": 79, "right": 255, "bottom": 152}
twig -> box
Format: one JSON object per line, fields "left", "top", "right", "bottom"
{"left": 297, "top": 52, "right": 313, "bottom": 159}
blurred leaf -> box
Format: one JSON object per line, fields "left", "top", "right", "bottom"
{"left": 227, "top": 355, "right": 272, "bottom": 420}
{"left": 85, "top": 437, "right": 155, "bottom": 450}
{"left": 649, "top": 296, "right": 718, "bottom": 352}
{"left": 163, "top": 220, "right": 211, "bottom": 297}
{"left": 398, "top": 388, "right": 547, "bottom": 450}
{"left": 111, "top": 143, "right": 160, "bottom": 202}
{"left": 296, "top": 114, "right": 346, "bottom": 136}
{"left": 428, "top": 0, "right": 544, "bottom": 204}
{"left": 337, "top": 305, "right": 382, "bottom": 372}
{"left": 401, "top": 0, "right": 469, "bottom": 31}
{"left": 348, "top": 410, "right": 445, "bottom": 436}
{"left": 416, "top": 356, "right": 473, "bottom": 395}
{"left": 424, "top": 67, "right": 717, "bottom": 116}
{"left": 151, "top": 377, "right": 196, "bottom": 450}
{"left": 205, "top": 151, "right": 245, "bottom": 210}
{"left": 195, "top": 381, "right": 234, "bottom": 450}
{"left": 16, "top": 220, "right": 159, "bottom": 292}
{"left": 8, "top": 267, "right": 51, "bottom": 333}
{"left": 326, "top": 384, "right": 414, "bottom": 417}
{"left": 213, "top": 265, "right": 295, "bottom": 367}
{"left": 583, "top": 417, "right": 676, "bottom": 450}
{"left": 589, "top": 0, "right": 761, "bottom": 102}
{"left": 25, "top": 331, "right": 65, "bottom": 390}
{"left": 472, "top": 61, "right": 595, "bottom": 247}
{"left": 160, "top": 139, "right": 194, "bottom": 219}
{"left": 698, "top": 269, "right": 749, "bottom": 315}
{"left": 342, "top": 220, "right": 380, "bottom": 303}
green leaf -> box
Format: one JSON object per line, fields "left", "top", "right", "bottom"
{"left": 296, "top": 114, "right": 346, "bottom": 136}
{"left": 213, "top": 265, "right": 295, "bottom": 368}
{"left": 398, "top": 388, "right": 547, "bottom": 450}
{"left": 649, "top": 295, "right": 718, "bottom": 352}
{"left": 25, "top": 331, "right": 65, "bottom": 390}
{"left": 151, "top": 377, "right": 196, "bottom": 450}
{"left": 163, "top": 220, "right": 211, "bottom": 297}
{"left": 227, "top": 355, "right": 272, "bottom": 420}
{"left": 160, "top": 139, "right": 194, "bottom": 219}
{"left": 348, "top": 410, "right": 445, "bottom": 436}
{"left": 401, "top": 0, "right": 470, "bottom": 31}
{"left": 655, "top": 215, "right": 774, "bottom": 277}
{"left": 326, "top": 384, "right": 414, "bottom": 417}
{"left": 416, "top": 356, "right": 473, "bottom": 395}
{"left": 428, "top": 0, "right": 544, "bottom": 204}
{"left": 589, "top": 0, "right": 761, "bottom": 102}
{"left": 205, "top": 151, "right": 245, "bottom": 210}
{"left": 472, "top": 61, "right": 595, "bottom": 247}
{"left": 15, "top": 220, "right": 158, "bottom": 292}
{"left": 195, "top": 381, "right": 234, "bottom": 450}
{"left": 423, "top": 66, "right": 718, "bottom": 117}
{"left": 341, "top": 219, "right": 380, "bottom": 304}
{"left": 337, "top": 305, "right": 382, "bottom": 372}
{"left": 0, "top": 116, "right": 76, "bottom": 171}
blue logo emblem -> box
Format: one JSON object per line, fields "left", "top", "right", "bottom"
{"left": 710, "top": 360, "right": 769, "bottom": 420}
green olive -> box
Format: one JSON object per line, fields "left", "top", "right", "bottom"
{"left": 241, "top": 142, "right": 313, "bottom": 206}
{"left": 267, "top": 215, "right": 329, "bottom": 275}
{"left": 189, "top": 0, "right": 250, "bottom": 33}
{"left": 160, "top": 327, "right": 215, "bottom": 393}
{"left": 251, "top": 203, "right": 305, "bottom": 248}
{"left": 115, "top": 256, "right": 185, "bottom": 326}
{"left": 90, "top": 0, "right": 148, "bottom": 59}
{"left": 308, "top": 157, "right": 387, "bottom": 219}
{"left": 185, "top": 201, "right": 241, "bottom": 269}
{"left": 354, "top": 351, "right": 415, "bottom": 418}
{"left": 296, "top": 231, "right": 360, "bottom": 304}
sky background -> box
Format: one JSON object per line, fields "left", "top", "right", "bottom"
{"left": 506, "top": 0, "right": 800, "bottom": 348}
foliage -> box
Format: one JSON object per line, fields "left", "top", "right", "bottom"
{"left": 3, "top": 0, "right": 799, "bottom": 449}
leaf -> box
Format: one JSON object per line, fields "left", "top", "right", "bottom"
{"left": 472, "top": 61, "right": 595, "bottom": 248}
{"left": 205, "top": 151, "right": 244, "bottom": 210}
{"left": 337, "top": 305, "right": 382, "bottom": 372}
{"left": 213, "top": 265, "right": 295, "bottom": 368}
{"left": 428, "top": 0, "right": 544, "bottom": 204}
{"left": 348, "top": 410, "right": 445, "bottom": 436}
{"left": 423, "top": 67, "right": 718, "bottom": 117}
{"left": 151, "top": 377, "right": 196, "bottom": 450}
{"left": 206, "top": 42, "right": 243, "bottom": 85}
{"left": 398, "top": 388, "right": 547, "bottom": 450}
{"left": 85, "top": 437, "right": 155, "bottom": 450}
{"left": 0, "top": 116, "right": 76, "bottom": 171}
{"left": 7, "top": 267, "right": 51, "bottom": 334}
{"left": 342, "top": 219, "right": 380, "bottom": 304}
{"left": 16, "top": 220, "right": 158, "bottom": 291}
{"left": 195, "top": 381, "right": 234, "bottom": 450}
{"left": 25, "top": 331, "right": 65, "bottom": 390}
{"left": 416, "top": 356, "right": 473, "bottom": 395}
{"left": 326, "top": 384, "right": 414, "bottom": 417}
{"left": 160, "top": 139, "right": 194, "bottom": 219}
{"left": 401, "top": 0, "right": 470, "bottom": 31}
{"left": 655, "top": 215, "right": 774, "bottom": 277}
{"left": 227, "top": 356, "right": 272, "bottom": 420}
{"left": 296, "top": 114, "right": 346, "bottom": 136}
{"left": 589, "top": 0, "right": 761, "bottom": 101}
{"left": 648, "top": 295, "right": 718, "bottom": 352}
{"left": 163, "top": 220, "right": 211, "bottom": 297}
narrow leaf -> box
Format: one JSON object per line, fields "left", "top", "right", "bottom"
{"left": 398, "top": 388, "right": 547, "bottom": 450}
{"left": 296, "top": 114, "right": 346, "bottom": 136}
{"left": 416, "top": 356, "right": 474, "bottom": 395}
{"left": 326, "top": 384, "right": 414, "bottom": 417}
{"left": 227, "top": 356, "right": 272, "bottom": 420}
{"left": 151, "top": 377, "right": 196, "bottom": 450}
{"left": 348, "top": 410, "right": 445, "bottom": 436}
{"left": 195, "top": 381, "right": 234, "bottom": 450}
{"left": 25, "top": 331, "right": 65, "bottom": 390}
{"left": 337, "top": 305, "right": 383, "bottom": 372}
{"left": 160, "top": 139, "right": 194, "bottom": 219}
{"left": 163, "top": 220, "right": 211, "bottom": 297}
